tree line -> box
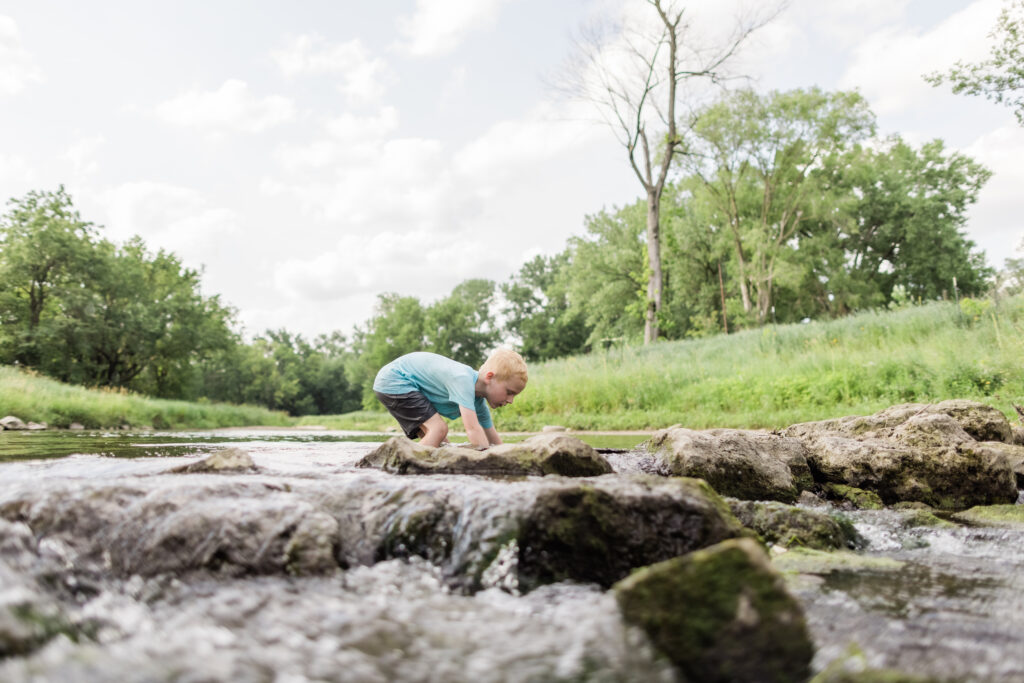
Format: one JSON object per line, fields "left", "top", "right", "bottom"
{"left": 2, "top": 87, "right": 1017, "bottom": 416}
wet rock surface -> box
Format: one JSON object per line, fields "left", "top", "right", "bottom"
{"left": 1, "top": 403, "right": 1023, "bottom": 682}
{"left": 357, "top": 433, "right": 613, "bottom": 477}
{"left": 643, "top": 427, "right": 803, "bottom": 502}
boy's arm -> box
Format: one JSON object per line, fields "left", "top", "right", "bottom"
{"left": 483, "top": 426, "right": 502, "bottom": 445}
{"left": 458, "top": 406, "right": 489, "bottom": 448}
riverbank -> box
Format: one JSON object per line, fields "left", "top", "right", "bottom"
{"left": 0, "top": 366, "right": 291, "bottom": 430}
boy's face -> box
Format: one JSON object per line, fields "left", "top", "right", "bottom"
{"left": 482, "top": 373, "right": 526, "bottom": 409}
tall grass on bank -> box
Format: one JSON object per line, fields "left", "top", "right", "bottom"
{"left": 0, "top": 366, "right": 291, "bottom": 430}
{"left": 491, "top": 296, "right": 1024, "bottom": 431}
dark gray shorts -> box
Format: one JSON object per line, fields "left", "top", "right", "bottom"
{"left": 374, "top": 391, "right": 438, "bottom": 439}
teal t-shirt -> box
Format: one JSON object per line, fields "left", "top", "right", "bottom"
{"left": 373, "top": 352, "right": 493, "bottom": 429}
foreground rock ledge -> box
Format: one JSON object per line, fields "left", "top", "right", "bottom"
{"left": 357, "top": 434, "right": 613, "bottom": 477}
{"left": 615, "top": 537, "right": 813, "bottom": 683}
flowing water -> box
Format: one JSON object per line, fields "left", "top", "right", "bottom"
{"left": 1, "top": 429, "right": 1022, "bottom": 682}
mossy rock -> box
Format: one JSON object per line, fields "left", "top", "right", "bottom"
{"left": 727, "top": 499, "right": 863, "bottom": 550}
{"left": 895, "top": 508, "right": 955, "bottom": 529}
{"left": 822, "top": 484, "right": 884, "bottom": 510}
{"left": 614, "top": 537, "right": 813, "bottom": 683}
{"left": 950, "top": 504, "right": 1024, "bottom": 528}
{"left": 357, "top": 434, "right": 612, "bottom": 477}
{"left": 772, "top": 547, "right": 905, "bottom": 575}
{"left": 167, "top": 448, "right": 256, "bottom": 474}
{"left": 517, "top": 476, "right": 746, "bottom": 590}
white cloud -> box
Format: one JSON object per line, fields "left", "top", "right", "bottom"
{"left": 271, "top": 34, "right": 391, "bottom": 104}
{"left": 97, "top": 182, "right": 241, "bottom": 264}
{"left": 963, "top": 122, "right": 1024, "bottom": 265}
{"left": 0, "top": 153, "right": 34, "bottom": 190}
{"left": 154, "top": 79, "right": 295, "bottom": 133}
{"left": 63, "top": 135, "right": 105, "bottom": 177}
{"left": 838, "top": 0, "right": 1002, "bottom": 115}
{"left": 396, "top": 0, "right": 509, "bottom": 56}
{"left": 274, "top": 229, "right": 505, "bottom": 303}
{"left": 0, "top": 15, "right": 42, "bottom": 95}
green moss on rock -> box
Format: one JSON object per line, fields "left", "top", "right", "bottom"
{"left": 822, "top": 484, "right": 884, "bottom": 510}
{"left": 614, "top": 538, "right": 813, "bottom": 683}
{"left": 772, "top": 547, "right": 905, "bottom": 575}
{"left": 951, "top": 504, "right": 1024, "bottom": 528}
{"left": 727, "top": 499, "right": 863, "bottom": 550}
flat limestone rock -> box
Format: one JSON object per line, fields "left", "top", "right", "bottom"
{"left": 0, "top": 416, "right": 27, "bottom": 431}
{"left": 643, "top": 427, "right": 800, "bottom": 502}
{"left": 167, "top": 448, "right": 256, "bottom": 474}
{"left": 356, "top": 434, "right": 613, "bottom": 477}
{"left": 614, "top": 537, "right": 813, "bottom": 683}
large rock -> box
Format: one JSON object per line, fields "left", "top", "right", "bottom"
{"left": 643, "top": 427, "right": 801, "bottom": 502}
{"left": 614, "top": 537, "right": 813, "bottom": 683}
{"left": 786, "top": 400, "right": 1014, "bottom": 443}
{"left": 167, "top": 448, "right": 256, "bottom": 474}
{"left": 785, "top": 404, "right": 1021, "bottom": 508}
{"left": 516, "top": 476, "right": 746, "bottom": 590}
{"left": 357, "top": 434, "right": 613, "bottom": 477}
{"left": 727, "top": 499, "right": 862, "bottom": 550}
{"left": 0, "top": 416, "right": 27, "bottom": 431}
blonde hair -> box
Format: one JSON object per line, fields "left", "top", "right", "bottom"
{"left": 480, "top": 347, "right": 528, "bottom": 383}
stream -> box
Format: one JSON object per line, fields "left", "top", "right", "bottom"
{"left": 1, "top": 429, "right": 1022, "bottom": 682}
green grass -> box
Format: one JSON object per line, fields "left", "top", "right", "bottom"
{"left": 6, "top": 296, "right": 1024, "bottom": 433}
{"left": 0, "top": 366, "right": 291, "bottom": 430}
{"left": 490, "top": 295, "right": 1024, "bottom": 431}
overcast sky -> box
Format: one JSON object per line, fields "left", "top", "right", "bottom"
{"left": 1, "top": 0, "right": 1021, "bottom": 340}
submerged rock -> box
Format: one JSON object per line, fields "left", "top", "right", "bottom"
{"left": 727, "top": 499, "right": 863, "bottom": 550}
{"left": 951, "top": 504, "right": 1024, "bottom": 529}
{"left": 357, "top": 434, "right": 613, "bottom": 477}
{"left": 614, "top": 537, "right": 813, "bottom": 683}
{"left": 821, "top": 483, "right": 885, "bottom": 510}
{"left": 643, "top": 427, "right": 802, "bottom": 502}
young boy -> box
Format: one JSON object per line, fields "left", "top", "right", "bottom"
{"left": 373, "top": 348, "right": 528, "bottom": 448}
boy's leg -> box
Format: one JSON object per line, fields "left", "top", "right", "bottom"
{"left": 374, "top": 390, "right": 443, "bottom": 444}
{"left": 418, "top": 413, "right": 448, "bottom": 447}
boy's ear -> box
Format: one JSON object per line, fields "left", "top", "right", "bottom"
{"left": 485, "top": 371, "right": 496, "bottom": 381}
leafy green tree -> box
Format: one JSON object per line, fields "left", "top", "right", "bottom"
{"left": 425, "top": 278, "right": 499, "bottom": 368}
{"left": 927, "top": 0, "right": 1024, "bottom": 124}
{"left": 501, "top": 252, "right": 591, "bottom": 361}
{"left": 684, "top": 88, "right": 876, "bottom": 324}
{"left": 349, "top": 293, "right": 428, "bottom": 408}
{"left": 0, "top": 186, "right": 101, "bottom": 366}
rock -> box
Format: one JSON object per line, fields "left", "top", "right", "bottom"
{"left": 1013, "top": 425, "right": 1024, "bottom": 446}
{"left": 614, "top": 537, "right": 813, "bottom": 683}
{"left": 167, "top": 448, "right": 256, "bottom": 474}
{"left": 786, "top": 400, "right": 1014, "bottom": 444}
{"left": 68, "top": 423, "right": 85, "bottom": 431}
{"left": 25, "top": 422, "right": 47, "bottom": 431}
{"left": 772, "top": 547, "right": 906, "bottom": 575}
{"left": 895, "top": 508, "right": 954, "bottom": 529}
{"left": 0, "top": 416, "right": 27, "bottom": 431}
{"left": 794, "top": 433, "right": 1017, "bottom": 508}
{"left": 0, "top": 561, "right": 73, "bottom": 657}
{"left": 356, "top": 434, "right": 613, "bottom": 477}
{"left": 726, "top": 499, "right": 863, "bottom": 550}
{"left": 643, "top": 427, "right": 800, "bottom": 502}
{"left": 541, "top": 425, "right": 567, "bottom": 432}
{"left": 951, "top": 504, "right": 1024, "bottom": 529}
{"left": 516, "top": 476, "right": 746, "bottom": 590}
{"left": 821, "top": 483, "right": 884, "bottom": 510}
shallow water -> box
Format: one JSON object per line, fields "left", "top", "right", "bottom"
{"left": 1, "top": 429, "right": 1022, "bottom": 681}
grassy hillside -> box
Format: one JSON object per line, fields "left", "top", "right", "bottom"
{"left": 0, "top": 366, "right": 291, "bottom": 430}
{"left": 304, "top": 296, "right": 1024, "bottom": 432}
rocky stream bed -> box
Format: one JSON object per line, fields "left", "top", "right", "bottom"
{"left": 1, "top": 400, "right": 1023, "bottom": 682}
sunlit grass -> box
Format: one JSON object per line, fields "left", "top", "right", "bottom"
{"left": 0, "top": 366, "right": 291, "bottom": 430}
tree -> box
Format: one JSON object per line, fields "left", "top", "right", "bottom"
{"left": 0, "top": 186, "right": 100, "bottom": 366}
{"left": 927, "top": 0, "right": 1024, "bottom": 124}
{"left": 501, "top": 252, "right": 592, "bottom": 361}
{"left": 348, "top": 293, "right": 428, "bottom": 408}
{"left": 562, "top": 0, "right": 777, "bottom": 343}
{"left": 684, "top": 88, "right": 876, "bottom": 324}
{"left": 425, "top": 278, "right": 499, "bottom": 368}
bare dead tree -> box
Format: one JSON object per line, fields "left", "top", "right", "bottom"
{"left": 559, "top": 0, "right": 782, "bottom": 343}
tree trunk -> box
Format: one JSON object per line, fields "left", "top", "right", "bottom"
{"left": 644, "top": 188, "right": 662, "bottom": 343}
